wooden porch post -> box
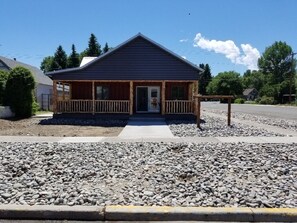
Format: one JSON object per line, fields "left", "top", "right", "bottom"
{"left": 92, "top": 81, "right": 95, "bottom": 115}
{"left": 193, "top": 81, "right": 198, "bottom": 115}
{"left": 196, "top": 97, "right": 201, "bottom": 128}
{"left": 62, "top": 82, "right": 65, "bottom": 100}
{"left": 129, "top": 81, "right": 133, "bottom": 115}
{"left": 188, "top": 82, "right": 193, "bottom": 100}
{"left": 161, "top": 81, "right": 166, "bottom": 115}
{"left": 69, "top": 83, "right": 72, "bottom": 99}
{"left": 53, "top": 80, "right": 57, "bottom": 114}
{"left": 228, "top": 98, "right": 231, "bottom": 126}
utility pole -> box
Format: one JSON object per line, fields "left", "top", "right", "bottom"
{"left": 289, "top": 52, "right": 297, "bottom": 103}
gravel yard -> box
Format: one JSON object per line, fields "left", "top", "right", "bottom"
{"left": 0, "top": 142, "right": 296, "bottom": 208}
{"left": 204, "top": 109, "right": 297, "bottom": 132}
{"left": 167, "top": 115, "right": 284, "bottom": 137}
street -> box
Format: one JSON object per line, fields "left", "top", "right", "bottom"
{"left": 201, "top": 102, "right": 297, "bottom": 121}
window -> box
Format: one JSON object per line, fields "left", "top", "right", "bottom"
{"left": 151, "top": 89, "right": 157, "bottom": 97}
{"left": 96, "top": 86, "right": 109, "bottom": 100}
{"left": 171, "top": 86, "right": 185, "bottom": 100}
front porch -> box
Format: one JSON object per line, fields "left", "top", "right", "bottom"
{"left": 53, "top": 80, "right": 198, "bottom": 115}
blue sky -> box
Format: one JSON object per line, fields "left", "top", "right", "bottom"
{"left": 1, "top": 0, "right": 296, "bottom": 75}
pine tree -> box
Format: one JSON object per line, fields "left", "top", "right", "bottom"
{"left": 86, "top": 33, "right": 101, "bottom": 56}
{"left": 67, "top": 44, "right": 80, "bottom": 68}
{"left": 51, "top": 45, "right": 67, "bottom": 70}
{"left": 103, "top": 42, "right": 109, "bottom": 53}
{"left": 199, "top": 63, "right": 212, "bottom": 95}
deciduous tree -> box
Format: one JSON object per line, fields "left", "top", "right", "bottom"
{"left": 0, "top": 70, "right": 8, "bottom": 105}
{"left": 4, "top": 67, "right": 35, "bottom": 118}
{"left": 258, "top": 41, "right": 294, "bottom": 84}
{"left": 242, "top": 69, "right": 264, "bottom": 91}
{"left": 40, "top": 56, "right": 54, "bottom": 72}
{"left": 206, "top": 71, "right": 243, "bottom": 96}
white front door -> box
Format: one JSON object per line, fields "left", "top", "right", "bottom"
{"left": 148, "top": 86, "right": 160, "bottom": 112}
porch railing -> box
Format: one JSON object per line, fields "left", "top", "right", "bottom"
{"left": 165, "top": 100, "right": 194, "bottom": 114}
{"left": 95, "top": 100, "right": 129, "bottom": 113}
{"left": 57, "top": 100, "right": 130, "bottom": 113}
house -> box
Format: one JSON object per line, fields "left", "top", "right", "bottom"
{"left": 80, "top": 57, "right": 97, "bottom": 67}
{"left": 243, "top": 88, "right": 258, "bottom": 101}
{"left": 0, "top": 56, "right": 53, "bottom": 110}
{"left": 47, "top": 33, "right": 203, "bottom": 116}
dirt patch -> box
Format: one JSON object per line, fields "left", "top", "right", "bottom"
{"left": 0, "top": 118, "right": 124, "bottom": 137}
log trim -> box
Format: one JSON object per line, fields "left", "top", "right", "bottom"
{"left": 53, "top": 80, "right": 197, "bottom": 83}
{"left": 161, "top": 81, "right": 166, "bottom": 115}
{"left": 53, "top": 80, "right": 57, "bottom": 114}
{"left": 129, "top": 81, "right": 133, "bottom": 115}
{"left": 92, "top": 81, "right": 95, "bottom": 115}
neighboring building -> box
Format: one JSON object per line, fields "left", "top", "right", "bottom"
{"left": 243, "top": 88, "right": 258, "bottom": 101}
{"left": 47, "top": 33, "right": 203, "bottom": 116}
{"left": 80, "top": 57, "right": 97, "bottom": 67}
{"left": 0, "top": 56, "right": 53, "bottom": 110}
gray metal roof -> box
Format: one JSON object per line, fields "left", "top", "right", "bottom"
{"left": 47, "top": 33, "right": 203, "bottom": 77}
{"left": 0, "top": 56, "right": 53, "bottom": 86}
{"left": 243, "top": 88, "right": 257, "bottom": 96}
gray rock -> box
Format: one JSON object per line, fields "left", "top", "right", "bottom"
{"left": 1, "top": 193, "right": 12, "bottom": 199}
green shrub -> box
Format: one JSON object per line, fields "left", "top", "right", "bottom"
{"left": 234, "top": 98, "right": 246, "bottom": 104}
{"left": 245, "top": 100, "right": 257, "bottom": 104}
{"left": 255, "top": 98, "right": 261, "bottom": 104}
{"left": 0, "top": 70, "right": 9, "bottom": 105}
{"left": 4, "top": 66, "right": 35, "bottom": 118}
{"left": 32, "top": 101, "right": 40, "bottom": 114}
{"left": 259, "top": 96, "right": 275, "bottom": 105}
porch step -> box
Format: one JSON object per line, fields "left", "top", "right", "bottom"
{"left": 129, "top": 117, "right": 165, "bottom": 122}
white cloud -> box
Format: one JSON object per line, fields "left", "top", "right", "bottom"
{"left": 181, "top": 56, "right": 187, "bottom": 60}
{"left": 179, "top": 38, "right": 188, "bottom": 43}
{"left": 193, "top": 33, "right": 260, "bottom": 70}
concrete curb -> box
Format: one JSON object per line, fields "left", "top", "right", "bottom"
{"left": 106, "top": 206, "right": 297, "bottom": 222}
{"left": 0, "top": 205, "right": 104, "bottom": 220}
{"left": 0, "top": 205, "right": 297, "bottom": 222}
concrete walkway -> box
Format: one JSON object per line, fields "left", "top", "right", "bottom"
{"left": 118, "top": 119, "right": 174, "bottom": 139}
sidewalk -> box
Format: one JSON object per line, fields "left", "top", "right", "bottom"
{"left": 0, "top": 135, "right": 296, "bottom": 143}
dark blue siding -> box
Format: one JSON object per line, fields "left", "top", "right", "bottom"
{"left": 51, "top": 36, "right": 200, "bottom": 80}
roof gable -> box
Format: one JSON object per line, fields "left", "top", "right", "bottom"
{"left": 243, "top": 88, "right": 258, "bottom": 96}
{"left": 48, "top": 33, "right": 203, "bottom": 81}
{"left": 0, "top": 56, "right": 52, "bottom": 86}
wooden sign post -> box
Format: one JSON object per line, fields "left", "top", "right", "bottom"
{"left": 193, "top": 95, "right": 234, "bottom": 128}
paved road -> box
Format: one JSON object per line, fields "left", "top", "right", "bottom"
{"left": 201, "top": 102, "right": 297, "bottom": 121}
